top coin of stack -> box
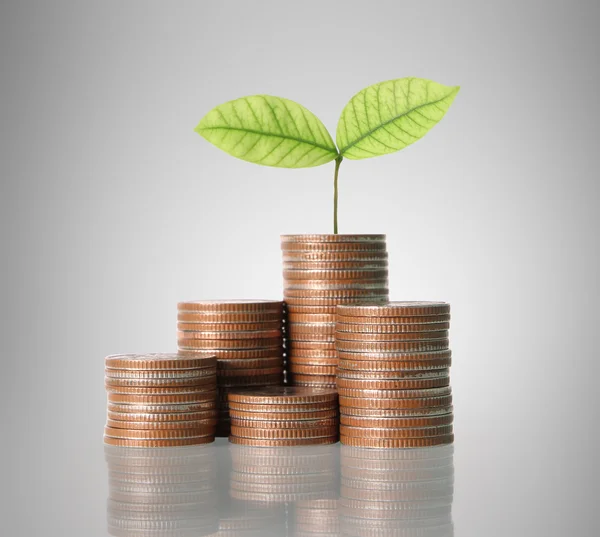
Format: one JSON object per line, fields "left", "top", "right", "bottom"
{"left": 335, "top": 302, "right": 454, "bottom": 449}
{"left": 177, "top": 300, "right": 285, "bottom": 436}
{"left": 282, "top": 235, "right": 389, "bottom": 388}
{"left": 104, "top": 353, "right": 218, "bottom": 447}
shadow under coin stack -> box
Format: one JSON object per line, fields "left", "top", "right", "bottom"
{"left": 227, "top": 386, "right": 339, "bottom": 446}
{"left": 335, "top": 302, "right": 454, "bottom": 448}
{"left": 339, "top": 444, "right": 455, "bottom": 537}
{"left": 105, "top": 444, "right": 219, "bottom": 537}
{"left": 104, "top": 353, "right": 218, "bottom": 446}
{"left": 176, "top": 300, "right": 285, "bottom": 437}
{"left": 282, "top": 235, "right": 389, "bottom": 388}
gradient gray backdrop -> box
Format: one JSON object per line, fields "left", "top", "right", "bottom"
{"left": 1, "top": 1, "right": 599, "bottom": 535}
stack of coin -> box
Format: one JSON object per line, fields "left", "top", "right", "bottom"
{"left": 104, "top": 353, "right": 218, "bottom": 446}
{"left": 177, "top": 300, "right": 285, "bottom": 436}
{"left": 227, "top": 386, "right": 339, "bottom": 446}
{"left": 105, "top": 444, "right": 219, "bottom": 537}
{"left": 294, "top": 498, "right": 339, "bottom": 537}
{"left": 335, "top": 302, "right": 454, "bottom": 448}
{"left": 281, "top": 235, "right": 389, "bottom": 388}
{"left": 228, "top": 442, "right": 339, "bottom": 504}
{"left": 339, "top": 444, "right": 454, "bottom": 536}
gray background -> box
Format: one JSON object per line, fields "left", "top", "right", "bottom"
{"left": 1, "top": 0, "right": 599, "bottom": 535}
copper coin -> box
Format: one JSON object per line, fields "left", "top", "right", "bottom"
{"left": 287, "top": 333, "right": 335, "bottom": 342}
{"left": 105, "top": 382, "right": 216, "bottom": 394}
{"left": 217, "top": 373, "right": 282, "bottom": 387}
{"left": 336, "top": 376, "right": 450, "bottom": 390}
{"left": 336, "top": 330, "right": 449, "bottom": 342}
{"left": 336, "top": 386, "right": 451, "bottom": 399}
{"left": 338, "top": 359, "right": 451, "bottom": 371}
{"left": 284, "top": 288, "right": 389, "bottom": 298}
{"left": 228, "top": 386, "right": 337, "bottom": 405}
{"left": 107, "top": 401, "right": 217, "bottom": 413}
{"left": 217, "top": 366, "right": 283, "bottom": 377}
{"left": 229, "top": 409, "right": 339, "bottom": 421}
{"left": 336, "top": 314, "right": 451, "bottom": 324}
{"left": 339, "top": 395, "right": 452, "bottom": 409}
{"left": 228, "top": 401, "right": 338, "bottom": 413}
{"left": 287, "top": 341, "right": 336, "bottom": 351}
{"left": 337, "top": 302, "right": 450, "bottom": 317}
{"left": 338, "top": 349, "right": 452, "bottom": 362}
{"left": 284, "top": 296, "right": 388, "bottom": 306}
{"left": 336, "top": 339, "right": 449, "bottom": 353}
{"left": 105, "top": 353, "right": 216, "bottom": 371}
{"left": 336, "top": 322, "right": 450, "bottom": 333}
{"left": 288, "top": 313, "right": 335, "bottom": 323}
{"left": 107, "top": 392, "right": 217, "bottom": 405}
{"left": 292, "top": 382, "right": 337, "bottom": 390}
{"left": 177, "top": 300, "right": 283, "bottom": 312}
{"left": 216, "top": 357, "right": 283, "bottom": 370}
{"left": 286, "top": 304, "right": 339, "bottom": 314}
{"left": 284, "top": 269, "right": 389, "bottom": 281}
{"left": 340, "top": 425, "right": 453, "bottom": 438}
{"left": 177, "top": 321, "right": 282, "bottom": 331}
{"left": 291, "top": 349, "right": 338, "bottom": 359}
{"left": 340, "top": 405, "right": 454, "bottom": 418}
{"left": 284, "top": 281, "right": 389, "bottom": 291}
{"left": 104, "top": 426, "right": 214, "bottom": 439}
{"left": 340, "top": 435, "right": 454, "bottom": 448}
{"left": 103, "top": 436, "right": 214, "bottom": 447}
{"left": 290, "top": 364, "right": 337, "bottom": 376}
{"left": 281, "top": 234, "right": 386, "bottom": 243}
{"left": 104, "top": 368, "right": 215, "bottom": 380}
{"left": 177, "top": 338, "right": 283, "bottom": 350}
{"left": 283, "top": 253, "right": 389, "bottom": 264}
{"left": 337, "top": 369, "right": 449, "bottom": 380}
{"left": 340, "top": 413, "right": 453, "bottom": 428}
{"left": 284, "top": 260, "right": 388, "bottom": 270}
{"left": 107, "top": 410, "right": 218, "bottom": 422}
{"left": 106, "top": 418, "right": 218, "bottom": 430}
{"left": 288, "top": 324, "right": 336, "bottom": 336}
{"left": 104, "top": 375, "right": 216, "bottom": 389}
{"left": 230, "top": 418, "right": 338, "bottom": 430}
{"left": 181, "top": 348, "right": 284, "bottom": 359}
{"left": 229, "top": 436, "right": 338, "bottom": 447}
{"left": 176, "top": 329, "right": 283, "bottom": 340}
{"left": 290, "top": 373, "right": 337, "bottom": 384}
{"left": 177, "top": 311, "right": 283, "bottom": 323}
{"left": 281, "top": 241, "right": 387, "bottom": 251}
{"left": 290, "top": 356, "right": 338, "bottom": 367}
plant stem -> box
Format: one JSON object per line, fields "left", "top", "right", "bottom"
{"left": 333, "top": 156, "right": 343, "bottom": 234}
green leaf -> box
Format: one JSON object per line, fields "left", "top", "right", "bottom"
{"left": 336, "top": 78, "right": 459, "bottom": 160}
{"left": 196, "top": 95, "right": 338, "bottom": 168}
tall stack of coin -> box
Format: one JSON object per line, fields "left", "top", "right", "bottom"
{"left": 177, "top": 300, "right": 285, "bottom": 436}
{"left": 104, "top": 353, "right": 218, "bottom": 446}
{"left": 281, "top": 235, "right": 389, "bottom": 388}
{"left": 227, "top": 387, "right": 339, "bottom": 446}
{"left": 339, "top": 444, "right": 454, "bottom": 536}
{"left": 105, "top": 444, "right": 219, "bottom": 537}
{"left": 335, "top": 302, "right": 454, "bottom": 448}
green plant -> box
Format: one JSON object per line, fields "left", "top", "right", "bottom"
{"left": 196, "top": 77, "right": 459, "bottom": 234}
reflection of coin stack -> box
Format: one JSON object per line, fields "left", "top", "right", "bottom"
{"left": 339, "top": 445, "right": 454, "bottom": 537}
{"left": 294, "top": 498, "right": 339, "bottom": 537}
{"left": 335, "top": 302, "right": 454, "bottom": 448}
{"left": 104, "top": 353, "right": 218, "bottom": 446}
{"left": 228, "top": 386, "right": 339, "bottom": 446}
{"left": 105, "top": 444, "right": 219, "bottom": 537}
{"left": 281, "top": 235, "right": 389, "bottom": 388}
{"left": 228, "top": 443, "right": 339, "bottom": 504}
{"left": 176, "top": 300, "right": 285, "bottom": 437}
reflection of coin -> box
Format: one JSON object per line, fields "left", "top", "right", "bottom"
{"left": 340, "top": 435, "right": 454, "bottom": 448}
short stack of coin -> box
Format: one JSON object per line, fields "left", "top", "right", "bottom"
{"left": 228, "top": 442, "right": 339, "bottom": 504}
{"left": 104, "top": 353, "right": 218, "bottom": 446}
{"left": 105, "top": 444, "right": 219, "bottom": 537}
{"left": 227, "top": 386, "right": 339, "bottom": 446}
{"left": 335, "top": 302, "right": 454, "bottom": 448}
{"left": 281, "top": 235, "right": 389, "bottom": 388}
{"left": 177, "top": 300, "right": 285, "bottom": 436}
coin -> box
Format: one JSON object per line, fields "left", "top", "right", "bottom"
{"left": 288, "top": 313, "right": 336, "bottom": 323}
{"left": 337, "top": 358, "right": 451, "bottom": 371}
{"left": 338, "top": 395, "right": 453, "bottom": 409}
{"left": 288, "top": 324, "right": 336, "bottom": 336}
{"left": 284, "top": 296, "right": 388, "bottom": 306}
{"left": 286, "top": 304, "right": 339, "bottom": 314}
{"left": 339, "top": 435, "right": 454, "bottom": 448}
{"left": 336, "top": 339, "right": 449, "bottom": 353}
{"left": 105, "top": 353, "right": 216, "bottom": 371}
{"left": 336, "top": 376, "right": 450, "bottom": 390}
{"left": 230, "top": 418, "right": 338, "bottom": 430}
{"left": 336, "top": 322, "right": 451, "bottom": 334}
{"left": 284, "top": 260, "right": 388, "bottom": 270}
{"left": 178, "top": 311, "right": 284, "bottom": 323}
{"left": 337, "top": 369, "right": 449, "bottom": 380}
{"left": 228, "top": 386, "right": 338, "bottom": 405}
{"left": 287, "top": 333, "right": 335, "bottom": 342}
{"left": 336, "top": 330, "right": 449, "bottom": 341}
{"left": 217, "top": 373, "right": 282, "bottom": 387}
{"left": 340, "top": 414, "right": 453, "bottom": 428}
{"left": 290, "top": 356, "right": 338, "bottom": 367}
{"left": 107, "top": 410, "right": 218, "bottom": 422}
{"left": 104, "top": 375, "right": 216, "bottom": 388}
{"left": 216, "top": 357, "right": 283, "bottom": 370}
{"left": 228, "top": 409, "right": 339, "bottom": 421}
{"left": 105, "top": 382, "right": 216, "bottom": 395}
{"left": 104, "top": 426, "right": 215, "bottom": 439}
{"left": 177, "top": 300, "right": 283, "bottom": 312}
{"left": 340, "top": 424, "right": 453, "bottom": 438}
{"left": 104, "top": 436, "right": 215, "bottom": 447}
{"left": 228, "top": 436, "right": 338, "bottom": 447}
{"left": 106, "top": 418, "right": 219, "bottom": 430}
{"left": 104, "top": 368, "right": 215, "bottom": 380}
{"left": 337, "top": 302, "right": 451, "bottom": 317}
{"left": 291, "top": 349, "right": 338, "bottom": 359}
{"left": 227, "top": 401, "right": 338, "bottom": 413}
{"left": 176, "top": 329, "right": 283, "bottom": 341}
{"left": 337, "top": 386, "right": 451, "bottom": 399}
{"left": 177, "top": 321, "right": 282, "bottom": 332}
{"left": 177, "top": 338, "right": 283, "bottom": 349}
{"left": 284, "top": 287, "right": 389, "bottom": 298}
{"left": 217, "top": 366, "right": 283, "bottom": 377}
{"left": 281, "top": 234, "right": 386, "bottom": 243}
{"left": 290, "top": 364, "right": 337, "bottom": 376}
{"left": 340, "top": 405, "right": 454, "bottom": 418}
{"left": 107, "top": 392, "right": 217, "bottom": 405}
{"left": 181, "top": 348, "right": 284, "bottom": 359}
{"left": 336, "top": 314, "right": 451, "bottom": 324}
{"left": 287, "top": 341, "right": 336, "bottom": 351}
{"left": 107, "top": 401, "right": 217, "bottom": 414}
{"left": 284, "top": 269, "right": 389, "bottom": 281}
{"left": 285, "top": 281, "right": 389, "bottom": 291}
